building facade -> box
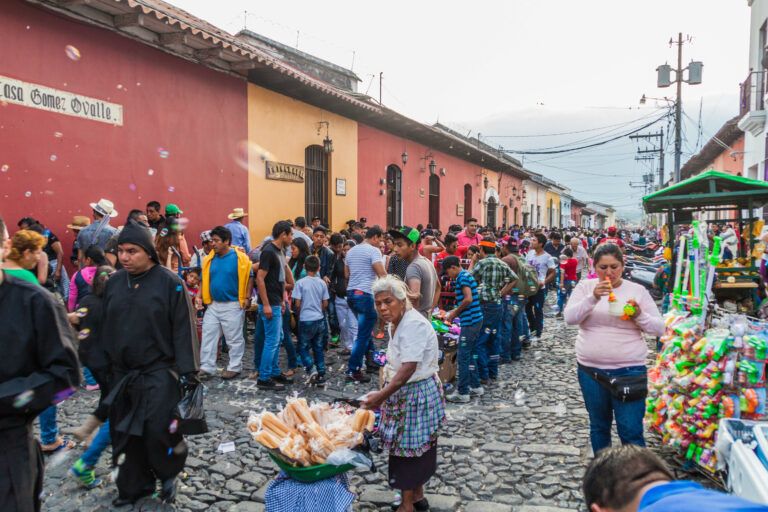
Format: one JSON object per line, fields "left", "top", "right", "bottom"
{"left": 1, "top": 0, "right": 248, "bottom": 266}
{"left": 739, "top": 0, "right": 768, "bottom": 181}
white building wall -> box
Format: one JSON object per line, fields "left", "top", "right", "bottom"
{"left": 741, "top": 0, "right": 768, "bottom": 180}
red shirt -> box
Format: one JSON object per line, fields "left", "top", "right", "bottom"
{"left": 560, "top": 258, "right": 578, "bottom": 281}
{"left": 599, "top": 236, "right": 624, "bottom": 248}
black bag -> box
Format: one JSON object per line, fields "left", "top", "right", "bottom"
{"left": 581, "top": 364, "right": 648, "bottom": 403}
{"left": 175, "top": 383, "right": 208, "bottom": 435}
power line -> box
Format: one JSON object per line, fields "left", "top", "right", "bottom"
{"left": 482, "top": 108, "right": 666, "bottom": 138}
{"left": 503, "top": 110, "right": 672, "bottom": 155}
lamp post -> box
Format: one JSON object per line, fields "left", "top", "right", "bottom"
{"left": 649, "top": 33, "right": 703, "bottom": 183}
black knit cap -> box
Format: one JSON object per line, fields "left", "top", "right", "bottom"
{"left": 117, "top": 220, "right": 159, "bottom": 263}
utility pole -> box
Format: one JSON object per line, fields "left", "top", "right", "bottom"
{"left": 652, "top": 33, "right": 703, "bottom": 183}
{"left": 630, "top": 129, "right": 665, "bottom": 188}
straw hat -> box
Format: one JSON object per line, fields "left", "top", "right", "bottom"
{"left": 67, "top": 215, "right": 91, "bottom": 231}
{"left": 89, "top": 198, "right": 118, "bottom": 218}
{"left": 227, "top": 208, "right": 248, "bottom": 220}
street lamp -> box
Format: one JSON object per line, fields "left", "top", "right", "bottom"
{"left": 429, "top": 159, "right": 437, "bottom": 175}
{"left": 650, "top": 33, "right": 703, "bottom": 183}
{"left": 401, "top": 150, "right": 408, "bottom": 165}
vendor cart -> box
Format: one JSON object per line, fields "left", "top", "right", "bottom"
{"left": 643, "top": 170, "right": 768, "bottom": 313}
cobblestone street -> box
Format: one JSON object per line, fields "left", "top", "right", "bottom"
{"left": 39, "top": 306, "right": 661, "bottom": 512}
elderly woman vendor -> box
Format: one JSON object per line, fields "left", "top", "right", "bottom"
{"left": 362, "top": 275, "right": 446, "bottom": 512}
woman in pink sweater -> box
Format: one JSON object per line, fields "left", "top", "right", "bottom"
{"left": 564, "top": 243, "right": 664, "bottom": 454}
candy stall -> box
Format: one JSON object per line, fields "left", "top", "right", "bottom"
{"left": 643, "top": 170, "right": 768, "bottom": 314}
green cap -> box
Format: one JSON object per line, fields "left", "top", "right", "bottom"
{"left": 165, "top": 203, "right": 183, "bottom": 215}
{"left": 389, "top": 226, "right": 420, "bottom": 245}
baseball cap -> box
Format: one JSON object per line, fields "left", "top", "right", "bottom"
{"left": 165, "top": 203, "right": 183, "bottom": 216}
{"left": 388, "top": 226, "right": 420, "bottom": 245}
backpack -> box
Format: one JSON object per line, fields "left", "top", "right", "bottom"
{"left": 513, "top": 255, "right": 541, "bottom": 297}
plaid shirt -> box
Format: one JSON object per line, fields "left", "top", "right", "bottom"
{"left": 471, "top": 255, "right": 517, "bottom": 303}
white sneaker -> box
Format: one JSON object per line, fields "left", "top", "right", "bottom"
{"left": 446, "top": 392, "right": 471, "bottom": 403}
{"left": 469, "top": 386, "right": 485, "bottom": 396}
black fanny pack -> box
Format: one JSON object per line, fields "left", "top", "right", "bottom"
{"left": 580, "top": 364, "right": 648, "bottom": 403}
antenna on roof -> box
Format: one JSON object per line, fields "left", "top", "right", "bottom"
{"left": 296, "top": 30, "right": 300, "bottom": 49}
{"left": 351, "top": 51, "right": 356, "bottom": 72}
{"left": 243, "top": 10, "right": 247, "bottom": 31}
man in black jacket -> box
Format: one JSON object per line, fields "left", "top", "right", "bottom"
{"left": 0, "top": 216, "right": 80, "bottom": 512}
{"left": 102, "top": 221, "right": 200, "bottom": 507}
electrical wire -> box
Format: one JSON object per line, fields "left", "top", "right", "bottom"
{"left": 503, "top": 110, "right": 672, "bottom": 155}
{"left": 501, "top": 109, "right": 671, "bottom": 153}
{"left": 482, "top": 108, "right": 666, "bottom": 138}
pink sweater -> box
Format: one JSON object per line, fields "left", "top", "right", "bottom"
{"left": 564, "top": 279, "right": 665, "bottom": 369}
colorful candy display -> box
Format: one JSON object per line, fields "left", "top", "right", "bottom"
{"left": 646, "top": 311, "right": 768, "bottom": 473}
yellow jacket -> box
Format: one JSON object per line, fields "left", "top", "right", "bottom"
{"left": 201, "top": 247, "right": 251, "bottom": 307}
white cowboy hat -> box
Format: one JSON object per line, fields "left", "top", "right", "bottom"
{"left": 227, "top": 208, "right": 248, "bottom": 220}
{"left": 89, "top": 198, "right": 118, "bottom": 218}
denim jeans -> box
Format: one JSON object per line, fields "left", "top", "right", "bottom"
{"left": 476, "top": 302, "right": 503, "bottom": 380}
{"left": 81, "top": 420, "right": 110, "bottom": 467}
{"left": 525, "top": 288, "right": 546, "bottom": 337}
{"left": 557, "top": 280, "right": 576, "bottom": 312}
{"left": 82, "top": 367, "right": 98, "bottom": 387}
{"left": 346, "top": 290, "right": 378, "bottom": 374}
{"left": 457, "top": 321, "right": 483, "bottom": 395}
{"left": 257, "top": 304, "right": 283, "bottom": 380}
{"left": 500, "top": 296, "right": 524, "bottom": 360}
{"left": 298, "top": 319, "right": 327, "bottom": 375}
{"left": 577, "top": 364, "right": 647, "bottom": 454}
{"left": 39, "top": 405, "right": 58, "bottom": 445}
{"left": 253, "top": 311, "right": 265, "bottom": 370}
{"left": 282, "top": 307, "right": 298, "bottom": 370}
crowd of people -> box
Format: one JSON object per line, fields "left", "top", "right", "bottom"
{"left": 6, "top": 196, "right": 759, "bottom": 512}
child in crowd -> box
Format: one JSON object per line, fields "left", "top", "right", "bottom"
{"left": 557, "top": 247, "right": 578, "bottom": 317}
{"left": 292, "top": 255, "right": 329, "bottom": 384}
{"left": 185, "top": 268, "right": 203, "bottom": 340}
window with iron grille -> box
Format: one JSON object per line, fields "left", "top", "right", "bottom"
{"left": 429, "top": 174, "right": 440, "bottom": 229}
{"left": 386, "top": 164, "right": 402, "bottom": 229}
{"left": 305, "top": 145, "right": 328, "bottom": 226}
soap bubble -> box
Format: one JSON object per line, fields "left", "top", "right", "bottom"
{"left": 234, "top": 140, "right": 273, "bottom": 171}
{"left": 167, "top": 186, "right": 175, "bottom": 192}
{"left": 147, "top": 169, "right": 154, "bottom": 176}
{"left": 13, "top": 390, "right": 35, "bottom": 408}
{"left": 50, "top": 155, "right": 57, "bottom": 162}
{"left": 24, "top": 191, "right": 31, "bottom": 198}
{"left": 54, "top": 131, "right": 63, "bottom": 138}
{"left": 1, "top": 164, "right": 8, "bottom": 173}
{"left": 65, "top": 45, "right": 81, "bottom": 61}
{"left": 117, "top": 84, "right": 123, "bottom": 90}
{"left": 158, "top": 147, "right": 169, "bottom": 159}
{"left": 128, "top": 183, "right": 137, "bottom": 191}
{"left": 168, "top": 419, "right": 179, "bottom": 434}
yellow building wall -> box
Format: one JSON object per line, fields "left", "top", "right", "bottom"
{"left": 247, "top": 84, "right": 358, "bottom": 241}
{"left": 545, "top": 190, "right": 561, "bottom": 227}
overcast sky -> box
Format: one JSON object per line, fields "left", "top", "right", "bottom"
{"left": 172, "top": 0, "right": 751, "bottom": 219}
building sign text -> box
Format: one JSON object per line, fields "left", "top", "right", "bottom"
{"left": 265, "top": 161, "right": 305, "bottom": 182}
{"left": 0, "top": 74, "right": 123, "bottom": 126}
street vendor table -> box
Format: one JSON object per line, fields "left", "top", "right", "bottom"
{"left": 643, "top": 170, "right": 768, "bottom": 313}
